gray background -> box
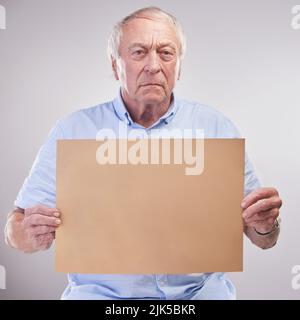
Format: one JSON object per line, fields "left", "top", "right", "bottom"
{"left": 0, "top": 0, "right": 299, "bottom": 299}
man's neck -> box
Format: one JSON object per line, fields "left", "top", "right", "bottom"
{"left": 121, "top": 94, "right": 172, "bottom": 128}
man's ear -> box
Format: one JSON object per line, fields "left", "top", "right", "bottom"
{"left": 177, "top": 62, "right": 181, "bottom": 80}
{"left": 111, "top": 57, "right": 119, "bottom": 81}
{"left": 177, "top": 68, "right": 181, "bottom": 80}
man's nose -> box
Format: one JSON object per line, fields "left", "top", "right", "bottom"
{"left": 144, "top": 52, "right": 161, "bottom": 74}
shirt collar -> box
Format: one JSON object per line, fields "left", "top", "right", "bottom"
{"left": 112, "top": 89, "right": 179, "bottom": 127}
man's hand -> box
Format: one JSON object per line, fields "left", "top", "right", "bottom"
{"left": 241, "top": 187, "right": 282, "bottom": 249}
{"left": 242, "top": 187, "right": 282, "bottom": 233}
{"left": 5, "top": 205, "right": 61, "bottom": 253}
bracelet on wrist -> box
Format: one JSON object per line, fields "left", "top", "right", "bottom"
{"left": 254, "top": 218, "right": 280, "bottom": 236}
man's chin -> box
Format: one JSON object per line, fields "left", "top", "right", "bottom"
{"left": 138, "top": 90, "right": 169, "bottom": 104}
{"left": 139, "top": 94, "right": 167, "bottom": 105}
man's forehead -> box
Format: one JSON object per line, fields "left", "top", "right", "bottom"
{"left": 123, "top": 15, "right": 176, "bottom": 31}
{"left": 126, "top": 12, "right": 174, "bottom": 25}
{"left": 121, "top": 16, "right": 179, "bottom": 46}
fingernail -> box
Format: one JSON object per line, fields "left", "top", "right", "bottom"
{"left": 54, "top": 211, "right": 60, "bottom": 217}
{"left": 241, "top": 201, "right": 246, "bottom": 209}
{"left": 55, "top": 219, "right": 61, "bottom": 225}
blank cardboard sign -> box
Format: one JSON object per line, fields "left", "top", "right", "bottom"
{"left": 56, "top": 139, "right": 244, "bottom": 274}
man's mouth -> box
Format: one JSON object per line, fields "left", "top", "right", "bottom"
{"left": 140, "top": 83, "right": 163, "bottom": 87}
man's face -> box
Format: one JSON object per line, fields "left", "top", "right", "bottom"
{"left": 113, "top": 16, "right": 181, "bottom": 106}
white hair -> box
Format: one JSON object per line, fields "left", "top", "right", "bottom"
{"left": 107, "top": 6, "right": 187, "bottom": 63}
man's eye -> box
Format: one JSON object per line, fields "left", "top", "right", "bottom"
{"left": 160, "top": 51, "right": 174, "bottom": 60}
{"left": 132, "top": 50, "right": 145, "bottom": 56}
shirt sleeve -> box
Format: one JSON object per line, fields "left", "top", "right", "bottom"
{"left": 218, "top": 116, "right": 261, "bottom": 196}
{"left": 14, "top": 120, "right": 65, "bottom": 209}
{"left": 244, "top": 153, "right": 261, "bottom": 196}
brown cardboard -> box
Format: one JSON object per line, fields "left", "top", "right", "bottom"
{"left": 56, "top": 139, "right": 244, "bottom": 274}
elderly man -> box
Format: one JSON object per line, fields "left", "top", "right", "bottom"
{"left": 5, "top": 7, "right": 282, "bottom": 300}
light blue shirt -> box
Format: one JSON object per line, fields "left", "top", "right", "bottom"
{"left": 15, "top": 90, "right": 260, "bottom": 300}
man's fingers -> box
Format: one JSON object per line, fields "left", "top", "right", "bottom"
{"left": 25, "top": 205, "right": 60, "bottom": 218}
{"left": 246, "top": 218, "right": 276, "bottom": 229}
{"left": 241, "top": 187, "right": 278, "bottom": 210}
{"left": 244, "top": 207, "right": 279, "bottom": 224}
{"left": 23, "top": 214, "right": 61, "bottom": 227}
{"left": 242, "top": 196, "right": 281, "bottom": 220}
{"left": 32, "top": 226, "right": 57, "bottom": 235}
